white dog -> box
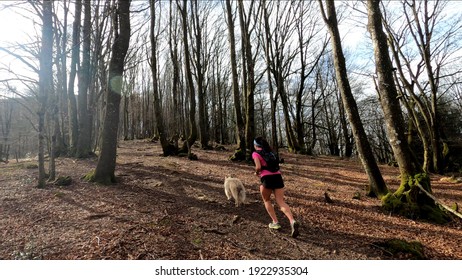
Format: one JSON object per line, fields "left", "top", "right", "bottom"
{"left": 224, "top": 177, "right": 246, "bottom": 207}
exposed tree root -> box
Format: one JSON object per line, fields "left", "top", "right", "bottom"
{"left": 416, "top": 182, "right": 462, "bottom": 220}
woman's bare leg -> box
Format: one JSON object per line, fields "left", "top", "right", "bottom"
{"left": 273, "top": 188, "right": 295, "bottom": 224}
{"left": 260, "top": 185, "right": 278, "bottom": 223}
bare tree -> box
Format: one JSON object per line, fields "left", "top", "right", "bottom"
{"left": 76, "top": 0, "right": 92, "bottom": 158}
{"left": 52, "top": 1, "right": 69, "bottom": 159}
{"left": 168, "top": 0, "right": 182, "bottom": 150}
{"left": 225, "top": 0, "right": 246, "bottom": 160}
{"left": 86, "top": 0, "right": 131, "bottom": 184}
{"left": 293, "top": 1, "right": 329, "bottom": 155}
{"left": 258, "top": 0, "right": 327, "bottom": 155}
{"left": 90, "top": 0, "right": 112, "bottom": 152}
{"left": 36, "top": 0, "right": 54, "bottom": 188}
{"left": 67, "top": 0, "right": 81, "bottom": 156}
{"left": 150, "top": 0, "right": 174, "bottom": 156}
{"left": 0, "top": 101, "right": 12, "bottom": 163}
{"left": 177, "top": 0, "right": 198, "bottom": 159}
{"left": 204, "top": 17, "right": 227, "bottom": 145}
{"left": 383, "top": 0, "right": 462, "bottom": 173}
{"left": 0, "top": 4, "right": 54, "bottom": 167}
{"left": 237, "top": 0, "right": 258, "bottom": 160}
{"left": 190, "top": 0, "right": 213, "bottom": 150}
{"left": 319, "top": 0, "right": 388, "bottom": 197}
{"left": 367, "top": 0, "right": 449, "bottom": 222}
{"left": 260, "top": 0, "right": 307, "bottom": 153}
{"left": 317, "top": 59, "right": 340, "bottom": 156}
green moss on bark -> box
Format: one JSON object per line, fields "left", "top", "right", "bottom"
{"left": 374, "top": 239, "right": 426, "bottom": 259}
{"left": 83, "top": 170, "right": 115, "bottom": 185}
{"left": 229, "top": 148, "right": 245, "bottom": 161}
{"left": 382, "top": 173, "right": 451, "bottom": 224}
{"left": 54, "top": 176, "right": 72, "bottom": 186}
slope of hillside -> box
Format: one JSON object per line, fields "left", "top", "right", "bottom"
{"left": 1, "top": 140, "right": 461, "bottom": 259}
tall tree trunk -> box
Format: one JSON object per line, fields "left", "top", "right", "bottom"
{"left": 49, "top": 105, "right": 58, "bottom": 181}
{"left": 338, "top": 89, "right": 353, "bottom": 157}
{"left": 237, "top": 0, "right": 255, "bottom": 160}
{"left": 168, "top": 0, "right": 180, "bottom": 150}
{"left": 49, "top": 3, "right": 69, "bottom": 179}
{"left": 89, "top": 0, "right": 108, "bottom": 152}
{"left": 68, "top": 0, "right": 81, "bottom": 157}
{"left": 150, "top": 0, "right": 172, "bottom": 156}
{"left": 261, "top": 2, "right": 284, "bottom": 153}
{"left": 309, "top": 87, "right": 317, "bottom": 155}
{"left": 367, "top": 0, "right": 418, "bottom": 177}
{"left": 0, "top": 105, "right": 12, "bottom": 163}
{"left": 190, "top": 0, "right": 209, "bottom": 149}
{"left": 87, "top": 0, "right": 131, "bottom": 184}
{"left": 278, "top": 75, "right": 300, "bottom": 153}
{"left": 391, "top": 74, "right": 431, "bottom": 172}
{"left": 366, "top": 0, "right": 449, "bottom": 222}
{"left": 268, "top": 68, "right": 279, "bottom": 154}
{"left": 319, "top": 79, "right": 339, "bottom": 156}
{"left": 294, "top": 20, "right": 306, "bottom": 154}
{"left": 178, "top": 0, "right": 198, "bottom": 159}
{"left": 37, "top": 0, "right": 53, "bottom": 188}
{"left": 76, "top": 0, "right": 92, "bottom": 158}
{"left": 319, "top": 0, "right": 388, "bottom": 197}
{"left": 55, "top": 0, "right": 69, "bottom": 157}
{"left": 225, "top": 0, "right": 245, "bottom": 161}
{"left": 420, "top": 1, "right": 443, "bottom": 174}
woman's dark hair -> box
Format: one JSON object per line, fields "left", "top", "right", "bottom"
{"left": 254, "top": 136, "right": 272, "bottom": 152}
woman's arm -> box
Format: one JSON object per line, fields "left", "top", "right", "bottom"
{"left": 253, "top": 156, "right": 261, "bottom": 175}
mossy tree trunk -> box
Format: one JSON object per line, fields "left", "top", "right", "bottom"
{"left": 366, "top": 0, "right": 449, "bottom": 223}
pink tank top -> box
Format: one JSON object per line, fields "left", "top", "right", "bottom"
{"left": 252, "top": 151, "right": 281, "bottom": 177}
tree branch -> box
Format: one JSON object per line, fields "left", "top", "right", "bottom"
{"left": 416, "top": 182, "right": 462, "bottom": 220}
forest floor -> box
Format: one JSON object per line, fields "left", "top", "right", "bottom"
{"left": 1, "top": 139, "right": 462, "bottom": 260}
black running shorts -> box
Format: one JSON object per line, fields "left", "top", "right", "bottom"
{"left": 261, "top": 174, "right": 284, "bottom": 189}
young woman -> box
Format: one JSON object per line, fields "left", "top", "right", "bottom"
{"left": 252, "top": 136, "right": 300, "bottom": 238}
